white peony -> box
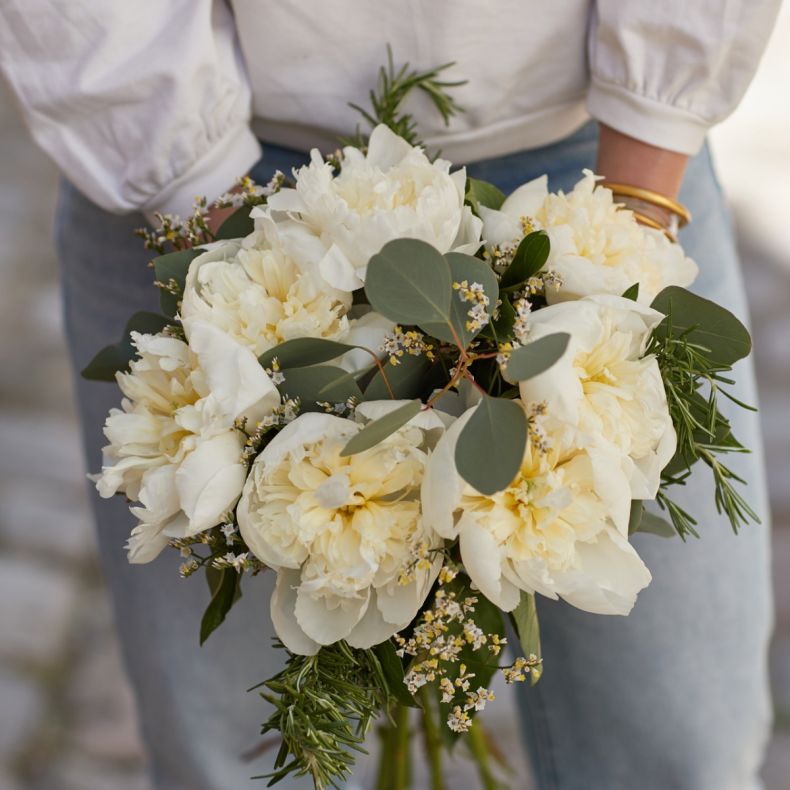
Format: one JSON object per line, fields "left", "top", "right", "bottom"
{"left": 260, "top": 124, "right": 482, "bottom": 291}
{"left": 237, "top": 401, "right": 449, "bottom": 655}
{"left": 181, "top": 221, "right": 393, "bottom": 373}
{"left": 97, "top": 325, "right": 280, "bottom": 563}
{"left": 517, "top": 295, "right": 676, "bottom": 500}
{"left": 422, "top": 406, "right": 652, "bottom": 616}
{"left": 479, "top": 171, "right": 698, "bottom": 304}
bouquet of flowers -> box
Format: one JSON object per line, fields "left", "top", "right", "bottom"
{"left": 83, "top": 54, "right": 757, "bottom": 789}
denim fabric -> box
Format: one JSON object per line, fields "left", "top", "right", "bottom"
{"left": 57, "top": 121, "right": 773, "bottom": 790}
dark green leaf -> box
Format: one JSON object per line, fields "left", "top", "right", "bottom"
{"left": 506, "top": 333, "right": 570, "bottom": 381}
{"left": 373, "top": 641, "right": 420, "bottom": 708}
{"left": 364, "top": 353, "right": 432, "bottom": 400}
{"left": 480, "top": 296, "right": 517, "bottom": 342}
{"left": 200, "top": 569, "right": 241, "bottom": 645}
{"left": 365, "top": 239, "right": 453, "bottom": 326}
{"left": 651, "top": 286, "right": 751, "bottom": 366}
{"left": 500, "top": 231, "right": 550, "bottom": 289}
{"left": 465, "top": 178, "right": 506, "bottom": 213}
{"left": 621, "top": 283, "right": 640, "bottom": 301}
{"left": 259, "top": 338, "right": 357, "bottom": 370}
{"left": 455, "top": 396, "right": 527, "bottom": 495}
{"left": 420, "top": 252, "right": 499, "bottom": 347}
{"left": 215, "top": 206, "right": 254, "bottom": 240}
{"left": 509, "top": 591, "right": 542, "bottom": 686}
{"left": 278, "top": 365, "right": 362, "bottom": 411}
{"left": 81, "top": 311, "right": 173, "bottom": 381}
{"left": 340, "top": 401, "right": 421, "bottom": 456}
{"left": 153, "top": 248, "right": 202, "bottom": 317}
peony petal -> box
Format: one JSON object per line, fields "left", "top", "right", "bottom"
{"left": 175, "top": 431, "right": 247, "bottom": 534}
{"left": 500, "top": 175, "right": 548, "bottom": 220}
{"left": 363, "top": 124, "right": 414, "bottom": 169}
{"left": 271, "top": 569, "right": 320, "bottom": 655}
{"left": 479, "top": 205, "right": 522, "bottom": 249}
{"left": 459, "top": 514, "right": 521, "bottom": 611}
{"left": 294, "top": 586, "right": 369, "bottom": 645}
{"left": 318, "top": 243, "right": 363, "bottom": 291}
{"left": 337, "top": 312, "right": 395, "bottom": 373}
{"left": 346, "top": 589, "right": 399, "bottom": 649}
{"left": 187, "top": 321, "right": 280, "bottom": 425}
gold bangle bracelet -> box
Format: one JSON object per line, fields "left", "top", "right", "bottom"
{"left": 632, "top": 211, "right": 677, "bottom": 243}
{"left": 600, "top": 182, "right": 692, "bottom": 227}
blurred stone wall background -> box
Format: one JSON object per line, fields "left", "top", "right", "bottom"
{"left": 0, "top": 9, "right": 788, "bottom": 788}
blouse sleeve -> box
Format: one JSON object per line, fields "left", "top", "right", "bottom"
{"left": 0, "top": 0, "right": 261, "bottom": 216}
{"left": 587, "top": 0, "right": 781, "bottom": 154}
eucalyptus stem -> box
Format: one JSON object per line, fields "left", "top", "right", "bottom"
{"left": 467, "top": 719, "right": 498, "bottom": 790}
{"left": 393, "top": 704, "right": 411, "bottom": 790}
{"left": 419, "top": 689, "right": 445, "bottom": 790}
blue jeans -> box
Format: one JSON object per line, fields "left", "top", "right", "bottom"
{"left": 57, "top": 122, "right": 773, "bottom": 790}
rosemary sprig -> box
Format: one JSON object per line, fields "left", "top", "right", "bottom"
{"left": 252, "top": 641, "right": 394, "bottom": 789}
{"left": 343, "top": 44, "right": 466, "bottom": 148}
{"left": 650, "top": 322, "right": 759, "bottom": 538}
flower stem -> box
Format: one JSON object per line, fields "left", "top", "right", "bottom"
{"left": 419, "top": 689, "right": 445, "bottom": 790}
{"left": 393, "top": 704, "right": 411, "bottom": 789}
{"left": 467, "top": 719, "right": 499, "bottom": 790}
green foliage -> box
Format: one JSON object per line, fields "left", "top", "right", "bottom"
{"left": 365, "top": 239, "right": 453, "bottom": 326}
{"left": 344, "top": 45, "right": 465, "bottom": 148}
{"left": 153, "top": 248, "right": 201, "bottom": 317}
{"left": 81, "top": 311, "right": 173, "bottom": 381}
{"left": 278, "top": 366, "right": 363, "bottom": 411}
{"left": 421, "top": 252, "right": 499, "bottom": 346}
{"left": 215, "top": 205, "right": 255, "bottom": 240}
{"left": 373, "top": 641, "right": 420, "bottom": 709}
{"left": 649, "top": 287, "right": 758, "bottom": 537}
{"left": 627, "top": 500, "right": 675, "bottom": 538}
{"left": 341, "top": 401, "right": 422, "bottom": 457}
{"left": 621, "top": 283, "right": 640, "bottom": 301}
{"left": 364, "top": 354, "right": 433, "bottom": 400}
{"left": 499, "top": 231, "right": 550, "bottom": 290}
{"left": 651, "top": 286, "right": 751, "bottom": 367}
{"left": 259, "top": 338, "right": 357, "bottom": 370}
{"left": 455, "top": 396, "right": 527, "bottom": 495}
{"left": 200, "top": 568, "right": 241, "bottom": 645}
{"left": 505, "top": 333, "right": 570, "bottom": 381}
{"left": 509, "top": 592, "right": 542, "bottom": 686}
{"left": 465, "top": 178, "right": 506, "bottom": 214}
{"left": 254, "top": 641, "right": 396, "bottom": 789}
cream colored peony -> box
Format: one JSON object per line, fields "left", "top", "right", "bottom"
{"left": 422, "top": 406, "right": 651, "bottom": 616}
{"left": 180, "top": 219, "right": 393, "bottom": 372}
{"left": 517, "top": 295, "right": 676, "bottom": 500}
{"left": 237, "top": 401, "right": 449, "bottom": 655}
{"left": 479, "top": 170, "right": 698, "bottom": 304}
{"left": 260, "top": 124, "right": 482, "bottom": 291}
{"left": 97, "top": 325, "right": 280, "bottom": 563}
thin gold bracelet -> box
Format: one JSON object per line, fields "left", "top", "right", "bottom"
{"left": 600, "top": 182, "right": 692, "bottom": 227}
{"left": 631, "top": 211, "right": 677, "bottom": 243}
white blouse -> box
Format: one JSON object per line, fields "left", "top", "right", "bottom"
{"left": 0, "top": 0, "right": 780, "bottom": 217}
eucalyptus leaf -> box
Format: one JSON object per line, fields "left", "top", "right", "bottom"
{"left": 420, "top": 252, "right": 499, "bottom": 347}
{"left": 215, "top": 206, "right": 254, "bottom": 240}
{"left": 373, "top": 640, "right": 420, "bottom": 708}
{"left": 627, "top": 500, "right": 644, "bottom": 536}
{"left": 365, "top": 238, "right": 453, "bottom": 326}
{"left": 153, "top": 248, "right": 202, "bottom": 317}
{"left": 455, "top": 396, "right": 527, "bottom": 495}
{"left": 465, "top": 178, "right": 506, "bottom": 213}
{"left": 364, "top": 353, "right": 432, "bottom": 400}
{"left": 500, "top": 231, "right": 549, "bottom": 290}
{"left": 509, "top": 591, "right": 542, "bottom": 686}
{"left": 638, "top": 510, "right": 676, "bottom": 538}
{"left": 651, "top": 286, "right": 751, "bottom": 366}
{"left": 278, "top": 365, "right": 363, "bottom": 411}
{"left": 259, "top": 338, "right": 358, "bottom": 370}
{"left": 506, "top": 333, "right": 570, "bottom": 381}
{"left": 340, "top": 400, "right": 421, "bottom": 457}
{"left": 81, "top": 311, "right": 173, "bottom": 381}
{"left": 621, "top": 283, "right": 640, "bottom": 301}
{"left": 200, "top": 568, "right": 241, "bottom": 645}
